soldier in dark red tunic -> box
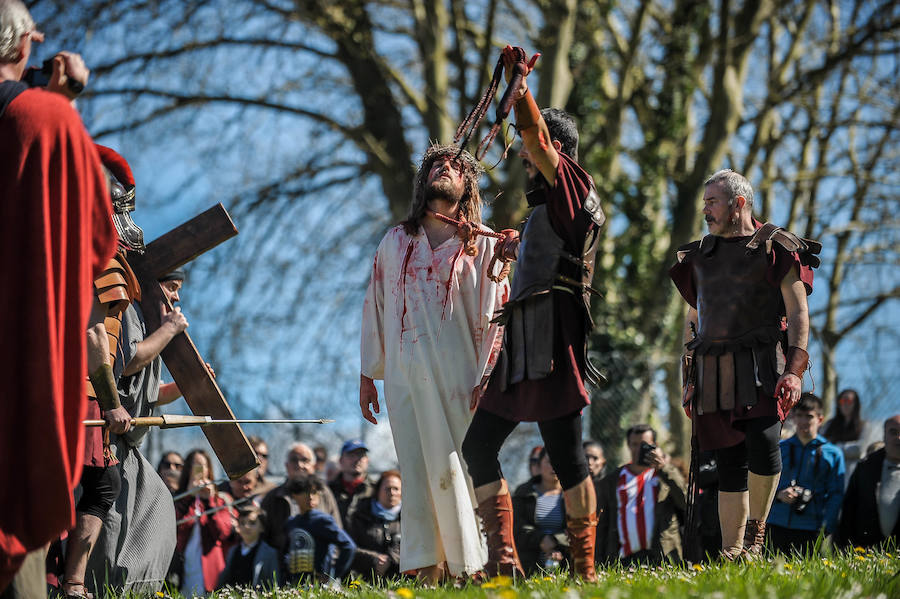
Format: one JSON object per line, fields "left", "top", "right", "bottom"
{"left": 461, "top": 46, "right": 605, "bottom": 581}
{"left": 670, "top": 169, "right": 820, "bottom": 559}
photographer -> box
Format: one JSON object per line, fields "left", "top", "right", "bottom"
{"left": 767, "top": 394, "right": 845, "bottom": 554}
{"left": 1, "top": 0, "right": 117, "bottom": 595}
{"left": 596, "top": 424, "right": 687, "bottom": 566}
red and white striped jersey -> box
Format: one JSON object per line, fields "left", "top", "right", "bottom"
{"left": 615, "top": 465, "right": 660, "bottom": 557}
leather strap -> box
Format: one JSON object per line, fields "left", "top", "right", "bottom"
{"left": 784, "top": 346, "right": 809, "bottom": 377}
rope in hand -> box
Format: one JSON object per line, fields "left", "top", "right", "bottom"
{"left": 425, "top": 209, "right": 512, "bottom": 283}
{"left": 454, "top": 47, "right": 540, "bottom": 164}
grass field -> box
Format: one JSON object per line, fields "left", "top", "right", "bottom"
{"left": 189, "top": 547, "right": 899, "bottom": 599}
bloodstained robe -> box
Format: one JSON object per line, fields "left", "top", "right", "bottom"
{"left": 360, "top": 224, "right": 509, "bottom": 575}
{"left": 0, "top": 84, "right": 117, "bottom": 587}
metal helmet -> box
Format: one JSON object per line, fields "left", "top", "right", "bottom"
{"left": 95, "top": 144, "right": 145, "bottom": 253}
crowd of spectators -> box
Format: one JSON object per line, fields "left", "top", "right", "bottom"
{"left": 149, "top": 390, "right": 896, "bottom": 591}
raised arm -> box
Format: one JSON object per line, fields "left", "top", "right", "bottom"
{"left": 502, "top": 47, "right": 559, "bottom": 185}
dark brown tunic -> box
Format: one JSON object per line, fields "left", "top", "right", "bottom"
{"left": 479, "top": 153, "right": 596, "bottom": 422}
{"left": 670, "top": 233, "right": 811, "bottom": 450}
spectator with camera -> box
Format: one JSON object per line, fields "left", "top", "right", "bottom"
{"left": 595, "top": 424, "right": 687, "bottom": 566}
{"left": 835, "top": 414, "right": 900, "bottom": 550}
{"left": 767, "top": 393, "right": 845, "bottom": 554}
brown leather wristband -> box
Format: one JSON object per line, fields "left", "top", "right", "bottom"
{"left": 514, "top": 90, "right": 541, "bottom": 132}
{"left": 89, "top": 362, "right": 121, "bottom": 411}
{"left": 784, "top": 346, "right": 809, "bottom": 378}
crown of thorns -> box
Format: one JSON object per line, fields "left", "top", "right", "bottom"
{"left": 419, "top": 144, "right": 484, "bottom": 180}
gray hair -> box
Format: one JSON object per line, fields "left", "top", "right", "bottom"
{"left": 705, "top": 169, "right": 754, "bottom": 210}
{"left": 0, "top": 0, "right": 34, "bottom": 64}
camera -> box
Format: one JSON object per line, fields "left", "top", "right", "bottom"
{"left": 22, "top": 57, "right": 84, "bottom": 94}
{"left": 22, "top": 58, "right": 52, "bottom": 88}
{"left": 790, "top": 480, "right": 814, "bottom": 514}
{"left": 638, "top": 441, "right": 657, "bottom": 466}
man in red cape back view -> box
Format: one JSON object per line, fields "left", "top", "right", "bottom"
{"left": 0, "top": 0, "right": 118, "bottom": 592}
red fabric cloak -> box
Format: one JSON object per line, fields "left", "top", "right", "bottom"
{"left": 0, "top": 87, "right": 117, "bottom": 588}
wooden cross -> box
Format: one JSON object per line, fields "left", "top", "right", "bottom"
{"left": 129, "top": 203, "right": 257, "bottom": 480}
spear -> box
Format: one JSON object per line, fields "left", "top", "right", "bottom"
{"left": 84, "top": 414, "right": 334, "bottom": 428}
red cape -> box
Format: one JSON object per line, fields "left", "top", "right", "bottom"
{"left": 0, "top": 87, "right": 117, "bottom": 587}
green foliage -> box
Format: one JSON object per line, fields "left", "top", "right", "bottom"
{"left": 143, "top": 548, "right": 898, "bottom": 599}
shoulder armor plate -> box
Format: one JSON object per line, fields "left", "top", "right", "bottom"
{"left": 675, "top": 240, "right": 701, "bottom": 264}
{"left": 94, "top": 252, "right": 142, "bottom": 315}
{"left": 746, "top": 222, "right": 822, "bottom": 268}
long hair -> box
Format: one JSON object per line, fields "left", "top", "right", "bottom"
{"left": 400, "top": 144, "right": 485, "bottom": 235}
{"left": 825, "top": 389, "right": 863, "bottom": 442}
{"left": 177, "top": 448, "right": 214, "bottom": 494}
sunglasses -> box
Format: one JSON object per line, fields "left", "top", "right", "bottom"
{"left": 162, "top": 460, "right": 184, "bottom": 470}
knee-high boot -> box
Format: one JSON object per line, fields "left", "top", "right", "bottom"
{"left": 566, "top": 513, "right": 599, "bottom": 582}
{"left": 477, "top": 492, "right": 524, "bottom": 578}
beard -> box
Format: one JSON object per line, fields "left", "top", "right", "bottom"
{"left": 425, "top": 177, "right": 463, "bottom": 204}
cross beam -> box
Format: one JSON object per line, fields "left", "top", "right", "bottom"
{"left": 129, "top": 204, "right": 257, "bottom": 479}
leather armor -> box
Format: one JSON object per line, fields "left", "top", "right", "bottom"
{"left": 86, "top": 251, "right": 141, "bottom": 398}
{"left": 678, "top": 224, "right": 820, "bottom": 415}
{"left": 494, "top": 183, "right": 604, "bottom": 389}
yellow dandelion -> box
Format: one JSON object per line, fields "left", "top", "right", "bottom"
{"left": 498, "top": 589, "right": 517, "bottom": 599}
{"left": 482, "top": 582, "right": 497, "bottom": 589}
{"left": 784, "top": 563, "right": 793, "bottom": 570}
{"left": 156, "top": 593, "right": 165, "bottom": 598}
{"left": 854, "top": 546, "right": 866, "bottom": 554}
{"left": 397, "top": 588, "right": 415, "bottom": 599}
{"left": 692, "top": 564, "right": 703, "bottom": 571}
{"left": 494, "top": 575, "right": 513, "bottom": 587}
{"left": 855, "top": 555, "right": 866, "bottom": 562}
{"left": 542, "top": 576, "right": 553, "bottom": 581}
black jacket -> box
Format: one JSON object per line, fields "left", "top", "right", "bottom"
{"left": 346, "top": 496, "right": 401, "bottom": 580}
{"left": 328, "top": 476, "right": 376, "bottom": 524}
{"left": 511, "top": 477, "right": 570, "bottom": 575}
{"left": 835, "top": 448, "right": 900, "bottom": 548}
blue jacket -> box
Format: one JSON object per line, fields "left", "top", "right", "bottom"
{"left": 282, "top": 509, "right": 356, "bottom": 581}
{"left": 768, "top": 434, "right": 845, "bottom": 533}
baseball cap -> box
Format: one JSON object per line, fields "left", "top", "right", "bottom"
{"left": 341, "top": 439, "right": 368, "bottom": 455}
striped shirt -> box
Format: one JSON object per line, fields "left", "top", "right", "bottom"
{"left": 534, "top": 490, "right": 565, "bottom": 534}
{"left": 615, "top": 466, "right": 659, "bottom": 557}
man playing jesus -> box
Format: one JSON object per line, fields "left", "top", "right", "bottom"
{"left": 359, "top": 144, "right": 509, "bottom": 583}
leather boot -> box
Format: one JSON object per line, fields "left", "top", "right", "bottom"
{"left": 566, "top": 514, "right": 598, "bottom": 582}
{"left": 742, "top": 519, "right": 767, "bottom": 560}
{"left": 477, "top": 492, "right": 524, "bottom": 579}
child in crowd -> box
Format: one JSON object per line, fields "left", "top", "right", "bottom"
{"left": 283, "top": 474, "right": 356, "bottom": 583}
{"left": 217, "top": 505, "right": 280, "bottom": 589}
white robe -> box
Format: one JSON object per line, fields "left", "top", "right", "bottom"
{"left": 361, "top": 224, "right": 508, "bottom": 575}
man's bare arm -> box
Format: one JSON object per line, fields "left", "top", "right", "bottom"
{"left": 774, "top": 267, "right": 809, "bottom": 411}
{"left": 781, "top": 268, "right": 809, "bottom": 350}
{"left": 122, "top": 307, "right": 187, "bottom": 376}
{"left": 502, "top": 47, "right": 559, "bottom": 185}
